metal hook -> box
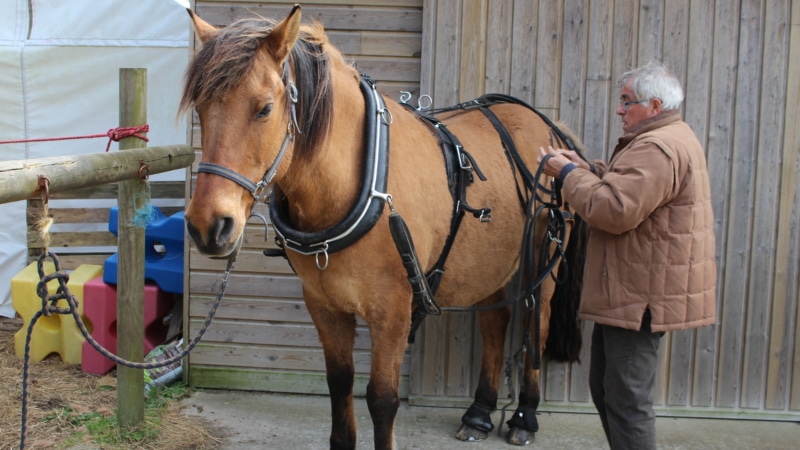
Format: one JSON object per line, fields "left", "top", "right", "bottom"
{"left": 248, "top": 211, "right": 270, "bottom": 242}
{"left": 138, "top": 160, "right": 150, "bottom": 181}
{"left": 36, "top": 175, "right": 50, "bottom": 204}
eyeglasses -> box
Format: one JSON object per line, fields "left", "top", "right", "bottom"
{"left": 619, "top": 99, "right": 648, "bottom": 112}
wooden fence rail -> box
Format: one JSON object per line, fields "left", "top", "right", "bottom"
{"left": 0, "top": 145, "right": 194, "bottom": 204}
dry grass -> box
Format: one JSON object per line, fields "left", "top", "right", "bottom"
{"left": 1, "top": 317, "right": 221, "bottom": 449}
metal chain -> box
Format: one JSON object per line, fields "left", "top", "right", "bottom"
{"left": 19, "top": 251, "right": 234, "bottom": 450}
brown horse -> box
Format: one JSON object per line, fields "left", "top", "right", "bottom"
{"left": 181, "top": 5, "right": 584, "bottom": 449}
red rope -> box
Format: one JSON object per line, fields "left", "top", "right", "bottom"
{"left": 0, "top": 125, "right": 150, "bottom": 152}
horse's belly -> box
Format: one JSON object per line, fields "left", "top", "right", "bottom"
{"left": 430, "top": 209, "right": 529, "bottom": 308}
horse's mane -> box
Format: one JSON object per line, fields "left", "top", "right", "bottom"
{"left": 553, "top": 120, "right": 587, "bottom": 157}
{"left": 180, "top": 17, "right": 333, "bottom": 160}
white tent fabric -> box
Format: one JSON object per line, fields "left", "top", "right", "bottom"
{"left": 0, "top": 0, "right": 190, "bottom": 317}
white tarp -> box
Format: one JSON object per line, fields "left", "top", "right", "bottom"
{"left": 0, "top": 0, "right": 190, "bottom": 317}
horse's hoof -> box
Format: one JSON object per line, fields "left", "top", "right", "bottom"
{"left": 506, "top": 427, "right": 533, "bottom": 446}
{"left": 455, "top": 423, "right": 489, "bottom": 441}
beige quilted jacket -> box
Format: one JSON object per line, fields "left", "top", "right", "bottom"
{"left": 562, "top": 111, "right": 717, "bottom": 332}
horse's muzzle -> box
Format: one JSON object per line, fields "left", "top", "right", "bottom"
{"left": 185, "top": 215, "right": 241, "bottom": 258}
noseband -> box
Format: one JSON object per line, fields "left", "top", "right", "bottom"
{"left": 196, "top": 83, "right": 299, "bottom": 203}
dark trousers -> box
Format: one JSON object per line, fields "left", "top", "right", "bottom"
{"left": 588, "top": 312, "right": 663, "bottom": 450}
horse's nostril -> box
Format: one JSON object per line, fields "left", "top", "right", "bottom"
{"left": 185, "top": 220, "right": 203, "bottom": 246}
{"left": 185, "top": 216, "right": 236, "bottom": 252}
{"left": 210, "top": 216, "right": 236, "bottom": 247}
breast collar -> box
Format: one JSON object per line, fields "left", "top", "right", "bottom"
{"left": 269, "top": 74, "right": 392, "bottom": 264}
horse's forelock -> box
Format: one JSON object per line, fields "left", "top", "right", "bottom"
{"left": 181, "top": 18, "right": 274, "bottom": 113}
{"left": 180, "top": 18, "right": 333, "bottom": 160}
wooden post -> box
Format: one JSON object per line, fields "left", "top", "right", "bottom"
{"left": 117, "top": 68, "right": 147, "bottom": 428}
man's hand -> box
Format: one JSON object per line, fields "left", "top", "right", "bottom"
{"left": 537, "top": 146, "right": 573, "bottom": 178}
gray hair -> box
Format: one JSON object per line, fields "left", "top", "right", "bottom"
{"left": 619, "top": 61, "right": 684, "bottom": 111}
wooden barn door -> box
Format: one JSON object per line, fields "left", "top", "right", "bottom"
{"left": 184, "top": 0, "right": 800, "bottom": 422}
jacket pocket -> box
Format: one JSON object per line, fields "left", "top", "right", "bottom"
{"left": 605, "top": 239, "right": 620, "bottom": 310}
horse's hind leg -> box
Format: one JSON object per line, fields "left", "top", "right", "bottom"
{"left": 306, "top": 300, "right": 358, "bottom": 450}
{"left": 505, "top": 357, "right": 542, "bottom": 445}
{"left": 505, "top": 281, "right": 554, "bottom": 446}
{"left": 456, "top": 288, "right": 511, "bottom": 442}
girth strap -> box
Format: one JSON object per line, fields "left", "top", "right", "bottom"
{"left": 409, "top": 113, "right": 492, "bottom": 293}
{"left": 400, "top": 106, "right": 494, "bottom": 343}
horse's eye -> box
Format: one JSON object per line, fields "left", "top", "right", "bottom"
{"left": 256, "top": 103, "right": 273, "bottom": 119}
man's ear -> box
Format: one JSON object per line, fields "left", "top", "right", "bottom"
{"left": 648, "top": 97, "right": 663, "bottom": 115}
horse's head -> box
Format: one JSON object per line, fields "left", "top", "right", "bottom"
{"left": 181, "top": 5, "right": 320, "bottom": 257}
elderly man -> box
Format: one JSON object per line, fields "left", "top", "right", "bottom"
{"left": 538, "top": 61, "right": 717, "bottom": 449}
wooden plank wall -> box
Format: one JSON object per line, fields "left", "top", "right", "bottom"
{"left": 27, "top": 182, "right": 184, "bottom": 271}
{"left": 185, "top": 0, "right": 423, "bottom": 395}
{"left": 414, "top": 0, "right": 800, "bottom": 420}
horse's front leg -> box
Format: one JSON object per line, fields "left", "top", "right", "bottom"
{"left": 365, "top": 297, "right": 412, "bottom": 450}
{"left": 456, "top": 289, "right": 511, "bottom": 442}
{"left": 306, "top": 298, "right": 358, "bottom": 450}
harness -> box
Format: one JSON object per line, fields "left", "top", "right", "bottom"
{"left": 402, "top": 96, "right": 578, "bottom": 372}
{"left": 268, "top": 75, "right": 392, "bottom": 269}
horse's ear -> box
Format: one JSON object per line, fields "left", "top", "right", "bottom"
{"left": 264, "top": 4, "right": 302, "bottom": 64}
{"left": 187, "top": 9, "right": 219, "bottom": 44}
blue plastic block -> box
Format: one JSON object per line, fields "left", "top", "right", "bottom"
{"left": 103, "top": 206, "right": 185, "bottom": 294}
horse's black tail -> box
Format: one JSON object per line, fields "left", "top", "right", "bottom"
{"left": 544, "top": 214, "right": 587, "bottom": 363}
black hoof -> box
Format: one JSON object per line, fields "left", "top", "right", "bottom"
{"left": 505, "top": 404, "right": 538, "bottom": 446}
{"left": 455, "top": 423, "right": 489, "bottom": 442}
{"left": 461, "top": 402, "right": 494, "bottom": 433}
{"left": 506, "top": 426, "right": 534, "bottom": 445}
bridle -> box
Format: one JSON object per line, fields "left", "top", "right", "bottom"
{"left": 196, "top": 82, "right": 300, "bottom": 205}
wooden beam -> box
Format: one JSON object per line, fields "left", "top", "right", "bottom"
{"left": 0, "top": 145, "right": 193, "bottom": 204}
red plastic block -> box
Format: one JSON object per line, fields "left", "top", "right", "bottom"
{"left": 81, "top": 276, "right": 175, "bottom": 375}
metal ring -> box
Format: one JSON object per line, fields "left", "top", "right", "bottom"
{"left": 380, "top": 108, "right": 393, "bottom": 126}
{"left": 287, "top": 82, "right": 299, "bottom": 103}
{"left": 314, "top": 246, "right": 329, "bottom": 271}
{"left": 417, "top": 94, "right": 432, "bottom": 111}
{"left": 138, "top": 160, "right": 150, "bottom": 181}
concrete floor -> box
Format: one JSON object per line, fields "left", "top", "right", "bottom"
{"left": 179, "top": 390, "right": 800, "bottom": 449}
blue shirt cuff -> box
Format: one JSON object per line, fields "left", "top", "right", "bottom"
{"left": 559, "top": 163, "right": 577, "bottom": 180}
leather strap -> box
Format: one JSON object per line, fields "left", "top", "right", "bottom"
{"left": 269, "top": 75, "right": 391, "bottom": 256}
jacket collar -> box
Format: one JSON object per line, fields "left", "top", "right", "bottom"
{"left": 615, "top": 109, "right": 681, "bottom": 153}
